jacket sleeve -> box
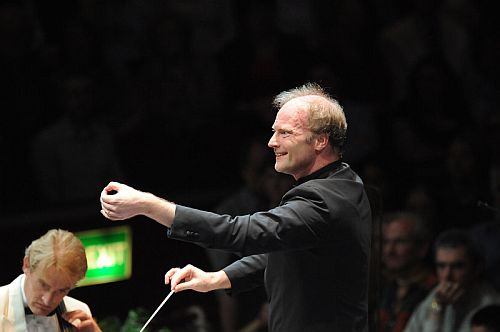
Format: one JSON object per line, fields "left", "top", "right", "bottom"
{"left": 222, "top": 254, "right": 267, "bottom": 295}
{"left": 168, "top": 184, "right": 347, "bottom": 256}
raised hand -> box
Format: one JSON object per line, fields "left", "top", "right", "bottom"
{"left": 434, "top": 281, "right": 464, "bottom": 305}
{"left": 100, "top": 181, "right": 176, "bottom": 227}
{"left": 100, "top": 181, "right": 148, "bottom": 220}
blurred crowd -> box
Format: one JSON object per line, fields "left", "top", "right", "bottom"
{"left": 1, "top": 0, "right": 499, "bottom": 331}
{"left": 1, "top": 0, "right": 498, "bottom": 213}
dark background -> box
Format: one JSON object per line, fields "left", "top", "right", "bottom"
{"left": 1, "top": 0, "right": 499, "bottom": 330}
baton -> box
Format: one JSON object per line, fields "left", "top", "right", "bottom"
{"left": 139, "top": 290, "right": 175, "bottom": 332}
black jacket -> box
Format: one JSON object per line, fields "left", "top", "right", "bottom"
{"left": 169, "top": 162, "right": 372, "bottom": 332}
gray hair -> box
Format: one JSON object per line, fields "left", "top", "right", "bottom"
{"left": 383, "top": 211, "right": 431, "bottom": 243}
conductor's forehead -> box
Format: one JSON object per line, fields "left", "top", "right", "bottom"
{"left": 273, "top": 102, "right": 309, "bottom": 130}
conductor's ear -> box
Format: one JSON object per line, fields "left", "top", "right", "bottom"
{"left": 315, "top": 133, "right": 329, "bottom": 151}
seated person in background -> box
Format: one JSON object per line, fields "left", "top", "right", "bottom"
{"left": 471, "top": 304, "right": 500, "bottom": 332}
{"left": 404, "top": 229, "right": 500, "bottom": 332}
{"left": 378, "top": 211, "right": 437, "bottom": 332}
{"left": 0, "top": 229, "right": 101, "bottom": 331}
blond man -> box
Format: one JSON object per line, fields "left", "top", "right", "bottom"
{"left": 0, "top": 229, "right": 101, "bottom": 331}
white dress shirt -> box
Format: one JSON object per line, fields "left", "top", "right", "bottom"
{"left": 21, "top": 275, "right": 60, "bottom": 332}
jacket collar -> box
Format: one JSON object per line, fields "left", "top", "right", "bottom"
{"left": 296, "top": 159, "right": 343, "bottom": 185}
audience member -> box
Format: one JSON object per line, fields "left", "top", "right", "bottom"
{"left": 378, "top": 211, "right": 437, "bottom": 332}
{"left": 404, "top": 229, "right": 500, "bottom": 332}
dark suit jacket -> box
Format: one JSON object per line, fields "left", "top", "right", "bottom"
{"left": 169, "top": 161, "right": 372, "bottom": 332}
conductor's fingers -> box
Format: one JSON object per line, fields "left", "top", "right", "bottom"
{"left": 165, "top": 268, "right": 181, "bottom": 285}
{"left": 172, "top": 278, "right": 197, "bottom": 293}
{"left": 170, "top": 264, "right": 195, "bottom": 290}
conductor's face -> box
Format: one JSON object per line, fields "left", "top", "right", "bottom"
{"left": 23, "top": 256, "right": 73, "bottom": 316}
{"left": 268, "top": 99, "right": 317, "bottom": 180}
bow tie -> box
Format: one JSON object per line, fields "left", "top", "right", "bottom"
{"left": 25, "top": 306, "right": 57, "bottom": 317}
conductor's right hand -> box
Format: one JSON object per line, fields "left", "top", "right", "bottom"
{"left": 100, "top": 181, "right": 176, "bottom": 227}
{"left": 100, "top": 181, "right": 146, "bottom": 221}
{"left": 165, "top": 264, "right": 231, "bottom": 293}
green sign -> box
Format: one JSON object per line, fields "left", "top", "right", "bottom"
{"left": 76, "top": 226, "right": 132, "bottom": 286}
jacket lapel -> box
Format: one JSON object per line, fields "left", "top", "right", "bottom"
{"left": 7, "top": 275, "right": 28, "bottom": 332}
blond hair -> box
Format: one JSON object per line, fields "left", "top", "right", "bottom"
{"left": 25, "top": 229, "right": 87, "bottom": 282}
{"left": 273, "top": 82, "right": 347, "bottom": 154}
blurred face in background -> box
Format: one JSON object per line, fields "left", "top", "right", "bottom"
{"left": 382, "top": 218, "right": 426, "bottom": 275}
{"left": 435, "top": 246, "right": 474, "bottom": 288}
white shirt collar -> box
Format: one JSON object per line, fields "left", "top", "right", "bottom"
{"left": 20, "top": 274, "right": 28, "bottom": 308}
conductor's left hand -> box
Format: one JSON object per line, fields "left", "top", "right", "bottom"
{"left": 165, "top": 264, "right": 231, "bottom": 293}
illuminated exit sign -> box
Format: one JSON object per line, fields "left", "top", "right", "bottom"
{"left": 76, "top": 226, "right": 132, "bottom": 286}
